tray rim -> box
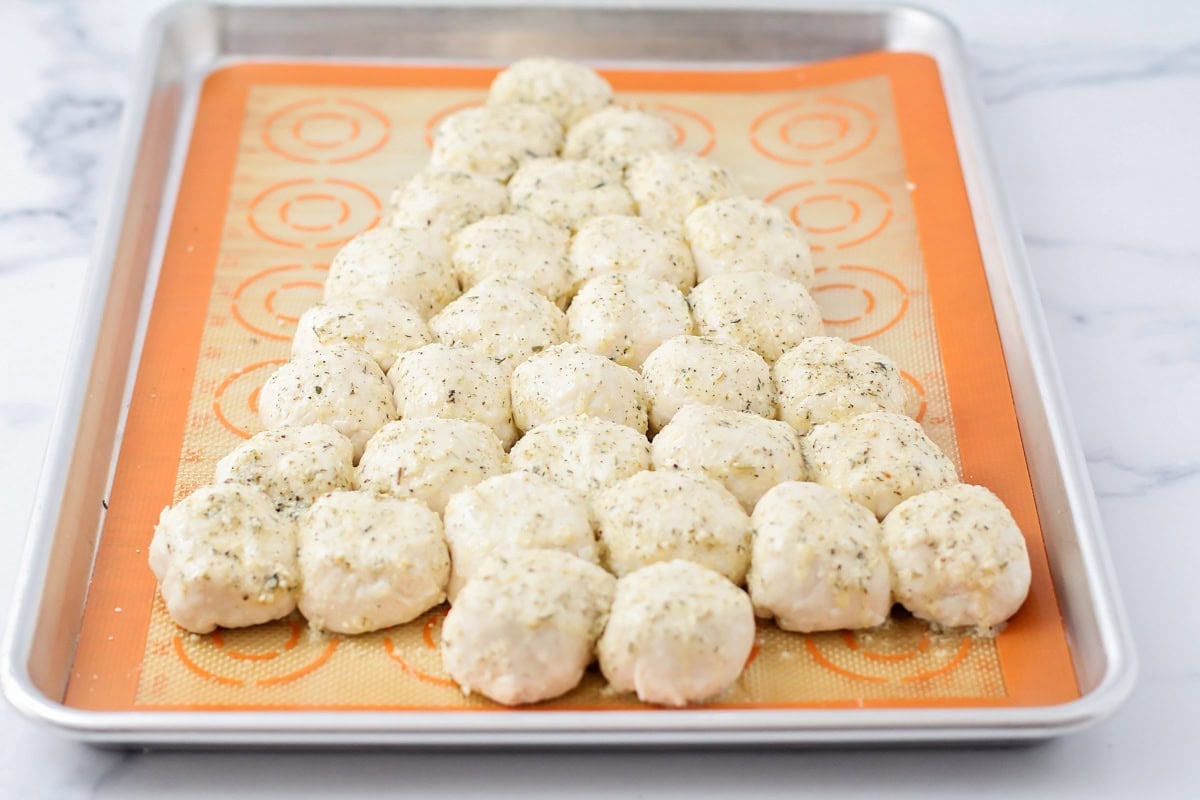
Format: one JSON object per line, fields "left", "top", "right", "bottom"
{"left": 1, "top": 0, "right": 1136, "bottom": 745}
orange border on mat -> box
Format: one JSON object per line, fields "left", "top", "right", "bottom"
{"left": 64, "top": 52, "right": 1078, "bottom": 712}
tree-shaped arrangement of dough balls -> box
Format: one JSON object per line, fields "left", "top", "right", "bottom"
{"left": 148, "top": 57, "right": 1031, "bottom": 708}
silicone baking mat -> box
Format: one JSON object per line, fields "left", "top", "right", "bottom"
{"left": 65, "top": 53, "right": 1078, "bottom": 711}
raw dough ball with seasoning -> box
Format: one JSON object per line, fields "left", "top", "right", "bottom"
{"left": 442, "top": 471, "right": 597, "bottom": 601}
{"left": 509, "top": 414, "right": 650, "bottom": 497}
{"left": 429, "top": 276, "right": 568, "bottom": 370}
{"left": 774, "top": 336, "right": 909, "bottom": 435}
{"left": 641, "top": 335, "right": 774, "bottom": 432}
{"left": 292, "top": 297, "right": 431, "bottom": 372}
{"left": 323, "top": 226, "right": 458, "bottom": 320}
{"left": 802, "top": 411, "right": 957, "bottom": 518}
{"left": 651, "top": 404, "right": 804, "bottom": 511}
{"left": 441, "top": 549, "right": 616, "bottom": 705}
{"left": 510, "top": 343, "right": 647, "bottom": 433}
{"left": 566, "top": 273, "right": 693, "bottom": 369}
{"left": 593, "top": 470, "right": 751, "bottom": 582}
{"left": 388, "top": 170, "right": 508, "bottom": 242}
{"left": 356, "top": 418, "right": 507, "bottom": 515}
{"left": 451, "top": 213, "right": 571, "bottom": 307}
{"left": 429, "top": 103, "right": 563, "bottom": 182}
{"left": 387, "top": 343, "right": 518, "bottom": 449}
{"left": 148, "top": 484, "right": 298, "bottom": 634}
{"left": 625, "top": 150, "right": 740, "bottom": 228}
{"left": 489, "top": 57, "right": 613, "bottom": 127}
{"left": 298, "top": 491, "right": 449, "bottom": 634}
{"left": 598, "top": 560, "right": 754, "bottom": 707}
{"left": 882, "top": 484, "right": 1032, "bottom": 629}
{"left": 563, "top": 105, "right": 676, "bottom": 169}
{"left": 258, "top": 346, "right": 396, "bottom": 462}
{"left": 748, "top": 481, "right": 890, "bottom": 632}
{"left": 215, "top": 423, "right": 355, "bottom": 518}
{"left": 684, "top": 196, "right": 814, "bottom": 286}
{"left": 689, "top": 271, "right": 823, "bottom": 363}
{"left": 508, "top": 157, "right": 633, "bottom": 231}
{"left": 568, "top": 214, "right": 695, "bottom": 293}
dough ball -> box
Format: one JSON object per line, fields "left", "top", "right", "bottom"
{"left": 292, "top": 297, "right": 431, "bottom": 372}
{"left": 214, "top": 423, "right": 355, "bottom": 518}
{"left": 451, "top": 213, "right": 571, "bottom": 307}
{"left": 641, "top": 335, "right": 773, "bottom": 432}
{"left": 356, "top": 418, "right": 507, "bottom": 515}
{"left": 508, "top": 157, "right": 633, "bottom": 231}
{"left": 562, "top": 105, "right": 676, "bottom": 169}
{"left": 651, "top": 404, "right": 804, "bottom": 512}
{"left": 510, "top": 343, "right": 647, "bottom": 433}
{"left": 773, "top": 336, "right": 909, "bottom": 435}
{"left": 298, "top": 491, "right": 449, "bottom": 634}
{"left": 442, "top": 471, "right": 597, "bottom": 601}
{"left": 323, "top": 226, "right": 458, "bottom": 320}
{"left": 148, "top": 484, "right": 297, "bottom": 634}
{"left": 689, "top": 271, "right": 822, "bottom": 363}
{"left": 388, "top": 170, "right": 508, "bottom": 242}
{"left": 625, "top": 151, "right": 740, "bottom": 228}
{"left": 509, "top": 414, "right": 650, "bottom": 497}
{"left": 684, "top": 196, "right": 814, "bottom": 286}
{"left": 568, "top": 214, "right": 695, "bottom": 293}
{"left": 882, "top": 484, "right": 1032, "bottom": 629}
{"left": 748, "top": 481, "right": 890, "bottom": 632}
{"left": 430, "top": 103, "right": 563, "bottom": 182}
{"left": 258, "top": 346, "right": 396, "bottom": 462}
{"left": 801, "top": 411, "right": 957, "bottom": 518}
{"left": 429, "top": 276, "right": 568, "bottom": 370}
{"left": 593, "top": 470, "right": 751, "bottom": 582}
{"left": 566, "top": 273, "right": 693, "bottom": 369}
{"left": 598, "top": 560, "right": 754, "bottom": 707}
{"left": 441, "top": 549, "right": 615, "bottom": 705}
{"left": 387, "top": 343, "right": 518, "bottom": 449}
{"left": 489, "top": 57, "right": 613, "bottom": 127}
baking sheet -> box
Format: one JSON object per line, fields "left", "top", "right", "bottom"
{"left": 63, "top": 54, "right": 1078, "bottom": 713}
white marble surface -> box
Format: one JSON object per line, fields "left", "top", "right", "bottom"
{"left": 1, "top": 0, "right": 1198, "bottom": 795}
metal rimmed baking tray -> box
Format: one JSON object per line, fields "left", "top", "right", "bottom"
{"left": 2, "top": 1, "right": 1135, "bottom": 746}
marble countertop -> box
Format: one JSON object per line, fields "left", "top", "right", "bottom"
{"left": 1, "top": 0, "right": 1197, "bottom": 795}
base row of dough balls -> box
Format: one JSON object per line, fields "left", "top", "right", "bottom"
{"left": 442, "top": 551, "right": 756, "bottom": 708}
{"left": 148, "top": 482, "right": 449, "bottom": 636}
{"left": 150, "top": 435, "right": 1030, "bottom": 706}
{"left": 160, "top": 414, "right": 1026, "bottom": 631}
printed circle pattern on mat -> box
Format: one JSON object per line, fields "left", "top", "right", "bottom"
{"left": 172, "top": 616, "right": 340, "bottom": 688}
{"left": 247, "top": 178, "right": 381, "bottom": 250}
{"left": 383, "top": 609, "right": 457, "bottom": 688}
{"left": 809, "top": 264, "right": 910, "bottom": 342}
{"left": 635, "top": 102, "right": 716, "bottom": 156}
{"left": 765, "top": 178, "right": 893, "bottom": 252}
{"left": 749, "top": 95, "right": 877, "bottom": 166}
{"left": 212, "top": 359, "right": 288, "bottom": 439}
{"left": 804, "top": 618, "right": 972, "bottom": 684}
{"left": 230, "top": 263, "right": 328, "bottom": 341}
{"left": 261, "top": 97, "right": 391, "bottom": 163}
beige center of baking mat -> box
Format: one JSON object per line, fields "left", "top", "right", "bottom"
{"left": 67, "top": 56, "right": 1079, "bottom": 712}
